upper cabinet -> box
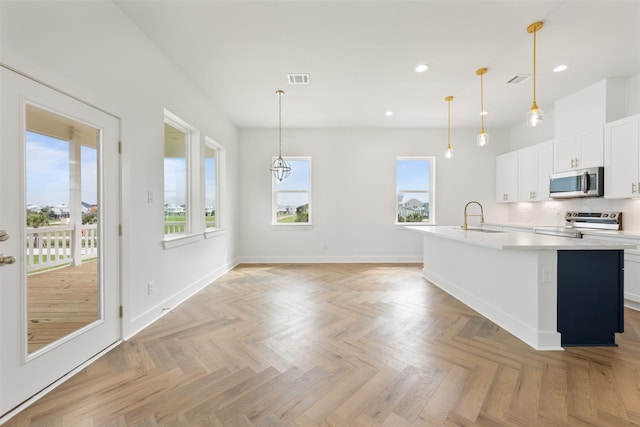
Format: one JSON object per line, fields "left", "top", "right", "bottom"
{"left": 553, "top": 79, "right": 627, "bottom": 173}
{"left": 518, "top": 140, "right": 553, "bottom": 202}
{"left": 496, "top": 151, "right": 518, "bottom": 203}
{"left": 604, "top": 114, "right": 640, "bottom": 199}
{"left": 553, "top": 126, "right": 604, "bottom": 172}
{"left": 496, "top": 141, "right": 553, "bottom": 203}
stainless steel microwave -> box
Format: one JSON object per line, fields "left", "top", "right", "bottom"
{"left": 549, "top": 167, "right": 604, "bottom": 199}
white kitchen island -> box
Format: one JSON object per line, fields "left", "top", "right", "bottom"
{"left": 406, "top": 226, "right": 636, "bottom": 351}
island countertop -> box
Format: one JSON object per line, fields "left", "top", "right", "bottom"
{"left": 405, "top": 225, "right": 637, "bottom": 251}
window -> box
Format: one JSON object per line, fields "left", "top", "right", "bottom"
{"left": 204, "top": 137, "right": 223, "bottom": 229}
{"left": 272, "top": 157, "right": 311, "bottom": 225}
{"left": 163, "top": 111, "right": 197, "bottom": 237}
{"left": 396, "top": 157, "right": 435, "bottom": 224}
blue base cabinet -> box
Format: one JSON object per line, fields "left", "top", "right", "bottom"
{"left": 557, "top": 250, "right": 624, "bottom": 346}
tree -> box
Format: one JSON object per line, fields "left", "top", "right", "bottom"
{"left": 26, "top": 208, "right": 50, "bottom": 248}
{"left": 26, "top": 210, "right": 49, "bottom": 228}
{"left": 82, "top": 213, "right": 98, "bottom": 225}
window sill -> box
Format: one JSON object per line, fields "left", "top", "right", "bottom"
{"left": 205, "top": 228, "right": 227, "bottom": 239}
{"left": 270, "top": 223, "right": 314, "bottom": 230}
{"left": 162, "top": 233, "right": 203, "bottom": 250}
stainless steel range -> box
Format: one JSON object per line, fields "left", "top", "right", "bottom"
{"left": 533, "top": 211, "right": 622, "bottom": 238}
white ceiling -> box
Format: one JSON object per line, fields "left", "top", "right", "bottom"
{"left": 114, "top": 0, "right": 640, "bottom": 130}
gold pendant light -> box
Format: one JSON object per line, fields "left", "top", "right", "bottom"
{"left": 526, "top": 21, "right": 544, "bottom": 127}
{"left": 270, "top": 90, "right": 291, "bottom": 181}
{"left": 476, "top": 67, "right": 489, "bottom": 147}
{"left": 444, "top": 96, "right": 454, "bottom": 159}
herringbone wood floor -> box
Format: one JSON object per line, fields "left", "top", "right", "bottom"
{"left": 5, "top": 263, "right": 640, "bottom": 426}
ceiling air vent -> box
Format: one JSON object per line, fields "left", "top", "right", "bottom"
{"left": 506, "top": 74, "right": 532, "bottom": 84}
{"left": 287, "top": 74, "right": 310, "bottom": 85}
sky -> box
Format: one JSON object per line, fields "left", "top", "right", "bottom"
{"left": 396, "top": 158, "right": 431, "bottom": 204}
{"left": 204, "top": 157, "right": 216, "bottom": 208}
{"left": 163, "top": 158, "right": 217, "bottom": 208}
{"left": 26, "top": 132, "right": 97, "bottom": 207}
{"left": 274, "top": 159, "right": 310, "bottom": 207}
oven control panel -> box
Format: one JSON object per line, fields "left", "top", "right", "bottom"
{"left": 564, "top": 211, "right": 622, "bottom": 230}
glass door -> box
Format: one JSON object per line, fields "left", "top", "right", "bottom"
{"left": 0, "top": 68, "right": 120, "bottom": 418}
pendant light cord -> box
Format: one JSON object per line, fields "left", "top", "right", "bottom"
{"left": 447, "top": 98, "right": 451, "bottom": 149}
{"left": 277, "top": 90, "right": 283, "bottom": 157}
{"left": 480, "top": 72, "right": 485, "bottom": 131}
{"left": 532, "top": 28, "right": 537, "bottom": 106}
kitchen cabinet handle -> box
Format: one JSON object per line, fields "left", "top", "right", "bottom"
{"left": 633, "top": 183, "right": 637, "bottom": 194}
{"left": 575, "top": 158, "right": 580, "bottom": 167}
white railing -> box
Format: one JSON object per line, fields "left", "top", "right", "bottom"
{"left": 26, "top": 224, "right": 98, "bottom": 273}
{"left": 164, "top": 221, "right": 186, "bottom": 235}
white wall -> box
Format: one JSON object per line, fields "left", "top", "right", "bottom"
{"left": 0, "top": 1, "right": 240, "bottom": 338}
{"left": 508, "top": 109, "right": 555, "bottom": 152}
{"left": 238, "top": 128, "right": 508, "bottom": 263}
{"left": 628, "top": 73, "right": 640, "bottom": 116}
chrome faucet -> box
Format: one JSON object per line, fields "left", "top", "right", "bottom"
{"left": 463, "top": 201, "right": 485, "bottom": 230}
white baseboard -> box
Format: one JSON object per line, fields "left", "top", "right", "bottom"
{"left": 422, "top": 268, "right": 563, "bottom": 351}
{"left": 236, "top": 255, "right": 423, "bottom": 264}
{"left": 624, "top": 298, "right": 640, "bottom": 311}
{"left": 124, "top": 259, "right": 238, "bottom": 340}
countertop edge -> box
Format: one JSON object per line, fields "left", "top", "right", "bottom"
{"left": 405, "top": 225, "right": 637, "bottom": 251}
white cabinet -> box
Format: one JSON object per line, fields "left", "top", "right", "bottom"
{"left": 624, "top": 250, "right": 640, "bottom": 310}
{"left": 604, "top": 114, "right": 640, "bottom": 199}
{"left": 518, "top": 140, "right": 553, "bottom": 202}
{"left": 553, "top": 126, "right": 604, "bottom": 172}
{"left": 496, "top": 151, "right": 518, "bottom": 203}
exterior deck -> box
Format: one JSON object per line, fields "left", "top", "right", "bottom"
{"left": 27, "top": 261, "right": 98, "bottom": 353}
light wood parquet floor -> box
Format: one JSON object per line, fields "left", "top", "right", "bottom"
{"left": 5, "top": 263, "right": 640, "bottom": 426}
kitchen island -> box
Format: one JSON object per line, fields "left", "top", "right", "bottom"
{"left": 406, "top": 226, "right": 636, "bottom": 350}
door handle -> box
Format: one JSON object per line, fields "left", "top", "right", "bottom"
{"left": 0, "top": 254, "right": 16, "bottom": 266}
{"left": 0, "top": 230, "right": 8, "bottom": 241}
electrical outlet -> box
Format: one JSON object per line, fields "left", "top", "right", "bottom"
{"left": 147, "top": 281, "right": 155, "bottom": 295}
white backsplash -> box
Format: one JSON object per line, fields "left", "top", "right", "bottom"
{"left": 507, "top": 198, "right": 640, "bottom": 231}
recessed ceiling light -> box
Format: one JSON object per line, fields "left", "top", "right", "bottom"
{"left": 553, "top": 64, "right": 569, "bottom": 73}
{"left": 415, "top": 64, "right": 429, "bottom": 73}
{"left": 385, "top": 111, "right": 394, "bottom": 116}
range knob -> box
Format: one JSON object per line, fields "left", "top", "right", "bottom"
{"left": 603, "top": 213, "right": 609, "bottom": 218}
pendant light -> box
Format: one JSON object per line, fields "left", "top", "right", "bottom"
{"left": 526, "top": 21, "right": 544, "bottom": 127}
{"left": 476, "top": 68, "right": 489, "bottom": 147}
{"left": 444, "top": 96, "right": 454, "bottom": 159}
{"left": 270, "top": 90, "right": 291, "bottom": 181}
